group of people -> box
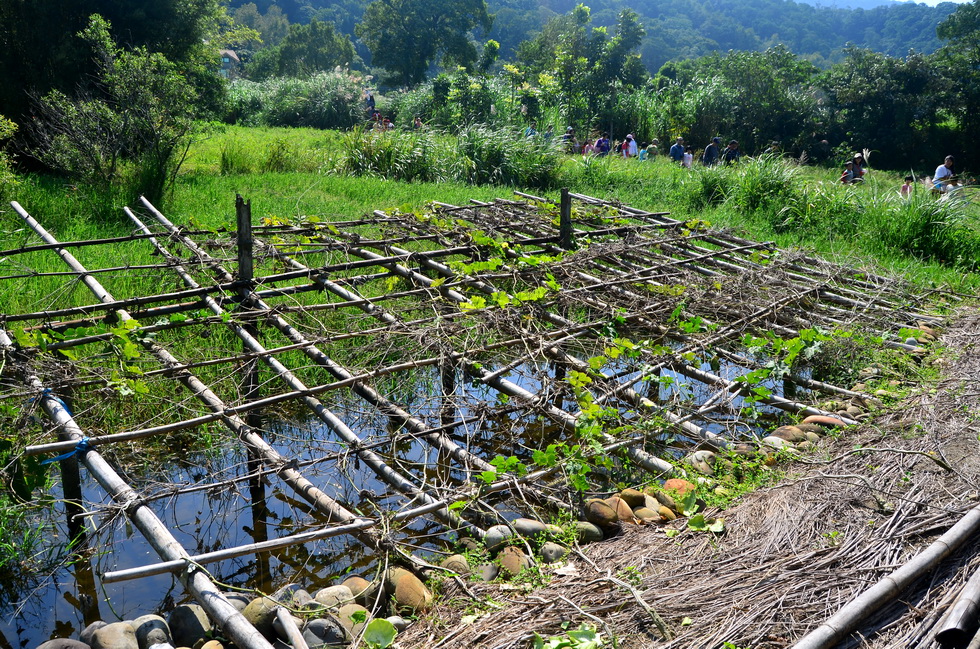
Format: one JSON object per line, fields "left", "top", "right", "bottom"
{"left": 669, "top": 136, "right": 741, "bottom": 167}
{"left": 842, "top": 152, "right": 964, "bottom": 196}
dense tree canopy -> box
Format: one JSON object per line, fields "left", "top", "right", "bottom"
{"left": 0, "top": 0, "right": 223, "bottom": 120}
{"left": 356, "top": 0, "right": 493, "bottom": 86}
{"left": 247, "top": 19, "right": 358, "bottom": 79}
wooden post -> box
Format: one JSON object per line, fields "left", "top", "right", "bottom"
{"left": 236, "top": 194, "right": 253, "bottom": 295}
{"left": 559, "top": 188, "right": 574, "bottom": 251}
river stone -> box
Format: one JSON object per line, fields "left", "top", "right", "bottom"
{"left": 573, "top": 521, "right": 604, "bottom": 544}
{"left": 584, "top": 499, "right": 619, "bottom": 528}
{"left": 221, "top": 592, "right": 251, "bottom": 613}
{"left": 458, "top": 537, "right": 482, "bottom": 553}
{"left": 545, "top": 524, "right": 564, "bottom": 537}
{"left": 512, "top": 517, "right": 547, "bottom": 538}
{"left": 441, "top": 554, "right": 470, "bottom": 575}
{"left": 539, "top": 542, "right": 568, "bottom": 564}
{"left": 663, "top": 479, "right": 696, "bottom": 496}
{"left": 797, "top": 440, "right": 814, "bottom": 451}
{"left": 770, "top": 425, "right": 807, "bottom": 443}
{"left": 336, "top": 604, "right": 369, "bottom": 637}
{"left": 658, "top": 506, "right": 677, "bottom": 521}
{"left": 733, "top": 442, "right": 758, "bottom": 458}
{"left": 845, "top": 405, "right": 863, "bottom": 416}
{"left": 384, "top": 567, "right": 433, "bottom": 612}
{"left": 168, "top": 605, "right": 212, "bottom": 649}
{"left": 802, "top": 414, "right": 847, "bottom": 427}
{"left": 302, "top": 617, "right": 347, "bottom": 649}
{"left": 36, "top": 640, "right": 91, "bottom": 649}
{"left": 477, "top": 562, "right": 499, "bottom": 581}
{"left": 90, "top": 622, "right": 138, "bottom": 649}
{"left": 794, "top": 422, "right": 823, "bottom": 435}
{"left": 485, "top": 524, "right": 516, "bottom": 552}
{"left": 133, "top": 615, "right": 171, "bottom": 649}
{"left": 498, "top": 546, "right": 529, "bottom": 578}
{"left": 314, "top": 585, "right": 354, "bottom": 610}
{"left": 81, "top": 622, "right": 108, "bottom": 647}
{"left": 633, "top": 507, "right": 659, "bottom": 522}
{"left": 685, "top": 451, "right": 715, "bottom": 476}
{"left": 762, "top": 435, "right": 792, "bottom": 451}
{"left": 605, "top": 496, "right": 634, "bottom": 523}
{"left": 341, "top": 576, "right": 377, "bottom": 606}
{"left": 241, "top": 596, "right": 279, "bottom": 638}
{"left": 199, "top": 641, "right": 223, "bottom": 649}
{"left": 272, "top": 583, "right": 312, "bottom": 607}
{"left": 618, "top": 488, "right": 646, "bottom": 509}
{"left": 804, "top": 431, "right": 822, "bottom": 443}
{"left": 386, "top": 616, "right": 410, "bottom": 632}
{"left": 649, "top": 490, "right": 677, "bottom": 512}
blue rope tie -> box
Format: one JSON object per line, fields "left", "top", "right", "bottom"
{"left": 29, "top": 387, "right": 73, "bottom": 416}
{"left": 42, "top": 436, "right": 91, "bottom": 465}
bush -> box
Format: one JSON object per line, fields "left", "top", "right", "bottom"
{"left": 0, "top": 115, "right": 18, "bottom": 202}
{"left": 225, "top": 70, "right": 365, "bottom": 130}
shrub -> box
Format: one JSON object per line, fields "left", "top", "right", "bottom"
{"left": 0, "top": 115, "right": 18, "bottom": 202}
{"left": 225, "top": 70, "right": 365, "bottom": 130}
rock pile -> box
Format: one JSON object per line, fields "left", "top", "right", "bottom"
{"left": 34, "top": 572, "right": 432, "bottom": 649}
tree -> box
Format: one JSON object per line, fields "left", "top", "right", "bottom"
{"left": 247, "top": 19, "right": 357, "bottom": 79}
{"left": 28, "top": 15, "right": 199, "bottom": 206}
{"left": 355, "top": 0, "right": 493, "bottom": 86}
{"left": 0, "top": 0, "right": 223, "bottom": 123}
{"left": 936, "top": 0, "right": 980, "bottom": 168}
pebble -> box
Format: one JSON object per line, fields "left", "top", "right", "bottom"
{"left": 441, "top": 554, "right": 470, "bottom": 575}
{"left": 90, "top": 623, "right": 138, "bottom": 649}
{"left": 477, "top": 563, "right": 499, "bottom": 581}
{"left": 512, "top": 518, "right": 547, "bottom": 538}
{"left": 498, "top": 546, "right": 529, "bottom": 578}
{"left": 302, "top": 617, "right": 347, "bottom": 649}
{"left": 485, "top": 524, "right": 516, "bottom": 552}
{"left": 539, "top": 542, "right": 568, "bottom": 564}
{"left": 132, "top": 616, "right": 171, "bottom": 649}
{"left": 314, "top": 585, "right": 354, "bottom": 610}
{"left": 166, "top": 606, "right": 211, "bottom": 648}
{"left": 573, "top": 521, "right": 604, "bottom": 543}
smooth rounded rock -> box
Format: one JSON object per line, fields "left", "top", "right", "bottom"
{"left": 384, "top": 567, "right": 433, "bottom": 612}
{"left": 512, "top": 518, "right": 547, "bottom": 538}
{"left": 685, "top": 450, "right": 716, "bottom": 476}
{"left": 663, "top": 479, "right": 696, "bottom": 496}
{"left": 804, "top": 431, "right": 822, "bottom": 443}
{"left": 539, "top": 542, "right": 568, "bottom": 564}
{"left": 762, "top": 435, "right": 792, "bottom": 451}
{"left": 80, "top": 623, "right": 108, "bottom": 648}
{"left": 584, "top": 499, "right": 619, "bottom": 528}
{"left": 802, "top": 414, "right": 848, "bottom": 427}
{"left": 477, "top": 563, "right": 499, "bottom": 581}
{"left": 618, "top": 488, "right": 646, "bottom": 509}
{"left": 167, "top": 605, "right": 211, "bottom": 648}
{"left": 458, "top": 537, "right": 482, "bottom": 553}
{"left": 314, "top": 585, "right": 354, "bottom": 610}
{"left": 199, "top": 642, "right": 223, "bottom": 649}
{"left": 441, "top": 554, "right": 470, "bottom": 575}
{"left": 36, "top": 640, "right": 91, "bottom": 649}
{"left": 633, "top": 507, "right": 659, "bottom": 522}
{"left": 133, "top": 615, "right": 171, "bottom": 649}
{"left": 303, "top": 617, "right": 347, "bottom": 649}
{"left": 272, "top": 583, "right": 312, "bottom": 607}
{"left": 335, "top": 604, "right": 369, "bottom": 637}
{"left": 241, "top": 597, "right": 279, "bottom": 638}
{"left": 605, "top": 496, "right": 635, "bottom": 523}
{"left": 651, "top": 490, "right": 677, "bottom": 512}
{"left": 658, "top": 506, "right": 677, "bottom": 521}
{"left": 385, "top": 616, "right": 409, "bottom": 632}
{"left": 497, "top": 546, "right": 529, "bottom": 578}
{"left": 340, "top": 576, "right": 376, "bottom": 606}
{"left": 90, "top": 622, "right": 138, "bottom": 649}
{"left": 770, "top": 426, "right": 807, "bottom": 443}
{"left": 573, "top": 521, "right": 604, "bottom": 543}
{"left": 794, "top": 423, "right": 824, "bottom": 435}
{"left": 485, "top": 524, "right": 516, "bottom": 552}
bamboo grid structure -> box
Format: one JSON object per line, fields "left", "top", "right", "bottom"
{"left": 0, "top": 191, "right": 967, "bottom": 649}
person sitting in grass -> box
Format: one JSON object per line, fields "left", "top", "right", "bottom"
{"left": 900, "top": 175, "right": 915, "bottom": 197}
{"left": 840, "top": 160, "right": 860, "bottom": 184}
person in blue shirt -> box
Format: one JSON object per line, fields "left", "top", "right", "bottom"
{"left": 669, "top": 137, "right": 685, "bottom": 163}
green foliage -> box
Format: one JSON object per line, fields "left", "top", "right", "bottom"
{"left": 225, "top": 70, "right": 366, "bottom": 129}
{"left": 533, "top": 624, "right": 605, "bottom": 649}
{"left": 356, "top": 0, "right": 493, "bottom": 86}
{"left": 28, "top": 15, "right": 199, "bottom": 207}
{"left": 246, "top": 19, "right": 358, "bottom": 80}
{"left": 0, "top": 114, "right": 18, "bottom": 201}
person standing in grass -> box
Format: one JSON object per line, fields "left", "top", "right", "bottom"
{"left": 702, "top": 136, "right": 721, "bottom": 166}
{"left": 670, "top": 136, "right": 685, "bottom": 163}
{"left": 723, "top": 140, "right": 741, "bottom": 164}
{"left": 901, "top": 175, "right": 915, "bottom": 197}
{"left": 683, "top": 146, "right": 694, "bottom": 168}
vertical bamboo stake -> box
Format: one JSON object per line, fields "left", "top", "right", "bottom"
{"left": 559, "top": 188, "right": 574, "bottom": 251}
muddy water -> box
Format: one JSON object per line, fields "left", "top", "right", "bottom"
{"left": 0, "top": 355, "right": 795, "bottom": 649}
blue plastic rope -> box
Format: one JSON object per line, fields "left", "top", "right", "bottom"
{"left": 41, "top": 436, "right": 91, "bottom": 465}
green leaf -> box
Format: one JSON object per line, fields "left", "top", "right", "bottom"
{"left": 363, "top": 618, "right": 397, "bottom": 649}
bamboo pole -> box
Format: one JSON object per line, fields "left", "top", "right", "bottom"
{"left": 125, "top": 206, "right": 483, "bottom": 540}
{"left": 0, "top": 330, "right": 275, "bottom": 649}
{"left": 9, "top": 201, "right": 419, "bottom": 569}
{"left": 791, "top": 504, "right": 980, "bottom": 649}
